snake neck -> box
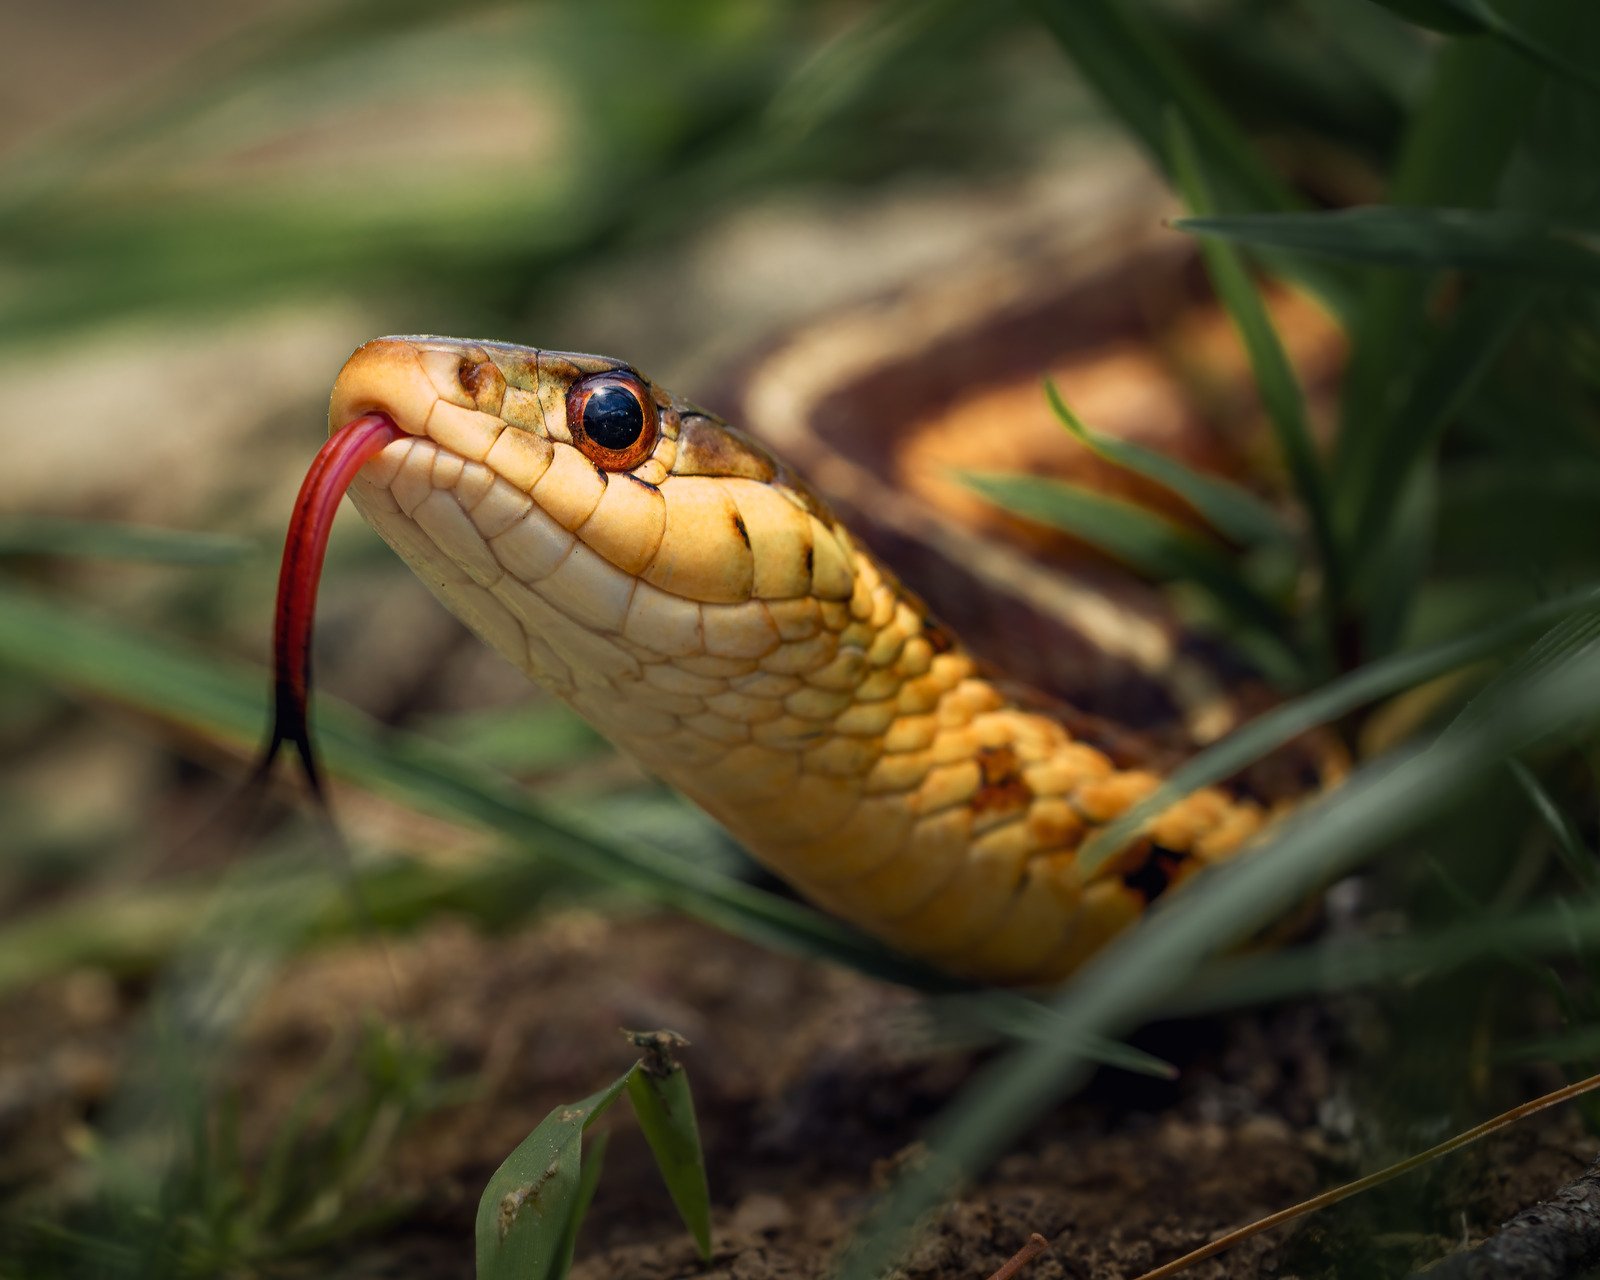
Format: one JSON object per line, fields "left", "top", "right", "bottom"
{"left": 331, "top": 337, "right": 1280, "bottom": 986}
{"left": 349, "top": 438, "right": 1266, "bottom": 985}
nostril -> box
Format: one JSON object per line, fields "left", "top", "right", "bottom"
{"left": 459, "top": 358, "right": 506, "bottom": 412}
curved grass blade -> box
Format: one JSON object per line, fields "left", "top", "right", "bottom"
{"left": 475, "top": 1075, "right": 632, "bottom": 1280}
{"left": 1169, "top": 889, "right": 1600, "bottom": 1015}
{"left": 958, "top": 470, "right": 1291, "bottom": 655}
{"left": 1368, "top": 0, "right": 1600, "bottom": 96}
{"left": 1077, "top": 585, "right": 1600, "bottom": 876}
{"left": 1166, "top": 113, "right": 1339, "bottom": 664}
{"left": 1044, "top": 379, "right": 1290, "bottom": 550}
{"left": 836, "top": 642, "right": 1600, "bottom": 1280}
{"left": 0, "top": 580, "right": 1196, "bottom": 1078}
{"left": 1175, "top": 208, "right": 1600, "bottom": 284}
{"left": 1022, "top": 0, "right": 1350, "bottom": 316}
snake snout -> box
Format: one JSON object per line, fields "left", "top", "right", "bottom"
{"left": 328, "top": 338, "right": 442, "bottom": 439}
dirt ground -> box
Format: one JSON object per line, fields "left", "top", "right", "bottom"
{"left": 4, "top": 905, "right": 1594, "bottom": 1280}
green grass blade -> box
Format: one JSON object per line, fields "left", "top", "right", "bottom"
{"left": 624, "top": 1045, "right": 713, "bottom": 1261}
{"left": 1508, "top": 761, "right": 1597, "bottom": 890}
{"left": 1170, "top": 890, "right": 1600, "bottom": 1015}
{"left": 1347, "top": 280, "right": 1535, "bottom": 635}
{"left": 475, "top": 1074, "right": 632, "bottom": 1280}
{"left": 1368, "top": 0, "right": 1600, "bottom": 96}
{"left": 837, "top": 640, "right": 1600, "bottom": 1280}
{"left": 1022, "top": 0, "right": 1350, "bottom": 315}
{"left": 553, "top": 1130, "right": 610, "bottom": 1280}
{"left": 1175, "top": 208, "right": 1600, "bottom": 282}
{"left": 1366, "top": 0, "right": 1481, "bottom": 35}
{"left": 0, "top": 517, "right": 254, "bottom": 565}
{"left": 1023, "top": 0, "right": 1290, "bottom": 214}
{"left": 1333, "top": 26, "right": 1547, "bottom": 511}
{"left": 1076, "top": 585, "right": 1600, "bottom": 875}
{"left": 1166, "top": 113, "right": 1340, "bottom": 661}
{"left": 1044, "top": 379, "right": 1290, "bottom": 550}
{"left": 0, "top": 577, "right": 910, "bottom": 982}
{"left": 958, "top": 471, "right": 1291, "bottom": 652}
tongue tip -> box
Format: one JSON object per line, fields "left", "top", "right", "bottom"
{"left": 258, "top": 412, "right": 404, "bottom": 805}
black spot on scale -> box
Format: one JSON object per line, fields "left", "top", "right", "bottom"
{"left": 625, "top": 473, "right": 660, "bottom": 492}
{"left": 731, "top": 510, "right": 751, "bottom": 549}
{"left": 803, "top": 545, "right": 814, "bottom": 578}
{"left": 1121, "top": 844, "right": 1191, "bottom": 905}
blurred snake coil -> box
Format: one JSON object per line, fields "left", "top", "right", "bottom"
{"left": 300, "top": 275, "right": 1338, "bottom": 986}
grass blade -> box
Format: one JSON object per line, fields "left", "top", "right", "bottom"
{"left": 1346, "top": 279, "right": 1535, "bottom": 635}
{"left": 1044, "top": 379, "right": 1290, "bottom": 550}
{"left": 1022, "top": 0, "right": 1350, "bottom": 315}
{"left": 1175, "top": 208, "right": 1600, "bottom": 282}
{"left": 475, "top": 1075, "right": 631, "bottom": 1280}
{"left": 1170, "top": 890, "right": 1600, "bottom": 1015}
{"left": 0, "top": 577, "right": 912, "bottom": 981}
{"left": 837, "top": 638, "right": 1600, "bottom": 1280}
{"left": 1333, "top": 26, "right": 1547, "bottom": 515}
{"left": 0, "top": 578, "right": 1178, "bottom": 1076}
{"left": 0, "top": 517, "right": 254, "bottom": 565}
{"left": 1023, "top": 0, "right": 1290, "bottom": 214}
{"left": 1076, "top": 585, "right": 1600, "bottom": 875}
{"left": 1166, "top": 113, "right": 1340, "bottom": 663}
{"left": 958, "top": 471, "right": 1291, "bottom": 654}
{"left": 624, "top": 1034, "right": 713, "bottom": 1262}
{"left": 553, "top": 1131, "right": 609, "bottom": 1279}
{"left": 1368, "top": 0, "right": 1600, "bottom": 96}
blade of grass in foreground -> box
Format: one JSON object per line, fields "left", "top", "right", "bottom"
{"left": 958, "top": 470, "right": 1293, "bottom": 665}
{"left": 1024, "top": 0, "right": 1350, "bottom": 317}
{"left": 1366, "top": 0, "right": 1600, "bottom": 96}
{"left": 837, "top": 639, "right": 1600, "bottom": 1280}
{"left": 1176, "top": 208, "right": 1600, "bottom": 283}
{"left": 1167, "top": 113, "right": 1340, "bottom": 668}
{"left": 1044, "top": 379, "right": 1291, "bottom": 550}
{"left": 0, "top": 578, "right": 1169, "bottom": 1078}
{"left": 1075, "top": 584, "right": 1600, "bottom": 877}
{"left": 1168, "top": 889, "right": 1600, "bottom": 1015}
{"left": 1332, "top": 27, "right": 1547, "bottom": 510}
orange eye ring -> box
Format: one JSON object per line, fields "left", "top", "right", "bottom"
{"left": 567, "top": 371, "right": 658, "bottom": 472}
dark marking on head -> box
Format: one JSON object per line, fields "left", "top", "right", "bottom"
{"left": 673, "top": 414, "right": 779, "bottom": 482}
{"left": 1121, "top": 844, "right": 1192, "bottom": 905}
{"left": 625, "top": 473, "right": 660, "bottom": 493}
{"left": 803, "top": 545, "right": 814, "bottom": 579}
{"left": 971, "top": 745, "right": 1032, "bottom": 815}
{"left": 458, "top": 357, "right": 503, "bottom": 402}
{"left": 731, "top": 510, "right": 751, "bottom": 549}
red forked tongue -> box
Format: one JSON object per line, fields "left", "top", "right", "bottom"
{"left": 255, "top": 412, "right": 406, "bottom": 801}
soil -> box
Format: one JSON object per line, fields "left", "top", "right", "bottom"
{"left": 4, "top": 908, "right": 1594, "bottom": 1280}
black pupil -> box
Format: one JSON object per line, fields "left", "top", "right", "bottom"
{"left": 582, "top": 384, "right": 645, "bottom": 451}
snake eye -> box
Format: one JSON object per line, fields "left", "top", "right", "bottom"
{"left": 568, "top": 371, "right": 657, "bottom": 471}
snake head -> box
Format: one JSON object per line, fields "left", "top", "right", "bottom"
{"left": 325, "top": 337, "right": 858, "bottom": 721}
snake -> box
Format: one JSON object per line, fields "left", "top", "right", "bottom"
{"left": 264, "top": 312, "right": 1334, "bottom": 987}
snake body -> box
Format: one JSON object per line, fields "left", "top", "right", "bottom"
{"left": 331, "top": 336, "right": 1280, "bottom": 985}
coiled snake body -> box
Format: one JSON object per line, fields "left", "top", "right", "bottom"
{"left": 323, "top": 335, "right": 1292, "bottom": 985}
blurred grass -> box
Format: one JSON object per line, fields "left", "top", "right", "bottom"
{"left": 1, "top": 0, "right": 1599, "bottom": 1276}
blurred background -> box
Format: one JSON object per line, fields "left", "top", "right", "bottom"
{"left": 2, "top": 2, "right": 1599, "bottom": 1277}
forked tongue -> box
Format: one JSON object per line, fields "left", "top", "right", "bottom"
{"left": 254, "top": 412, "right": 405, "bottom": 802}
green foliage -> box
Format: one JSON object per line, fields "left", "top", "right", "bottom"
{"left": 475, "top": 1032, "right": 711, "bottom": 1280}
{"left": 3, "top": 1023, "right": 454, "bottom": 1278}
